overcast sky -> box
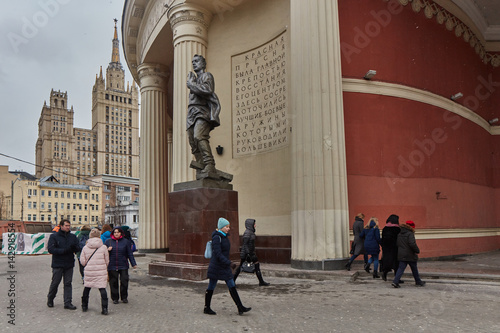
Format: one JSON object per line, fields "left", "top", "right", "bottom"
{"left": 0, "top": 0, "right": 134, "bottom": 174}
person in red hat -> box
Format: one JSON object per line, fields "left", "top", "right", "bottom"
{"left": 392, "top": 220, "right": 426, "bottom": 288}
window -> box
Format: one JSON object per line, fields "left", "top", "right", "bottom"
{"left": 33, "top": 189, "right": 37, "bottom": 196}
{"left": 85, "top": 204, "right": 88, "bottom": 210}
{"left": 41, "top": 190, "right": 45, "bottom": 197}
{"left": 28, "top": 202, "right": 32, "bottom": 209}
{"left": 28, "top": 189, "right": 32, "bottom": 196}
{"left": 79, "top": 193, "right": 82, "bottom": 199}
{"left": 61, "top": 191, "right": 64, "bottom": 198}
{"left": 73, "top": 192, "right": 76, "bottom": 199}
{"left": 67, "top": 203, "right": 70, "bottom": 210}
{"left": 85, "top": 193, "right": 88, "bottom": 200}
{"left": 33, "top": 214, "right": 37, "bottom": 221}
{"left": 106, "top": 195, "right": 110, "bottom": 200}
{"left": 84, "top": 216, "right": 88, "bottom": 222}
{"left": 28, "top": 214, "right": 32, "bottom": 221}
{"left": 41, "top": 202, "right": 45, "bottom": 210}
{"left": 73, "top": 215, "right": 76, "bottom": 222}
{"left": 48, "top": 190, "right": 52, "bottom": 197}
{"left": 55, "top": 191, "right": 58, "bottom": 198}
{"left": 41, "top": 214, "right": 45, "bottom": 221}
{"left": 48, "top": 202, "right": 52, "bottom": 210}
{"left": 33, "top": 202, "right": 37, "bottom": 209}
{"left": 79, "top": 215, "right": 82, "bottom": 222}
{"left": 67, "top": 192, "right": 70, "bottom": 198}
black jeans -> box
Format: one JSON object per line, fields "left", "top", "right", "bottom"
{"left": 47, "top": 267, "right": 74, "bottom": 305}
{"left": 108, "top": 269, "right": 129, "bottom": 301}
{"left": 393, "top": 261, "right": 422, "bottom": 284}
{"left": 83, "top": 287, "right": 108, "bottom": 300}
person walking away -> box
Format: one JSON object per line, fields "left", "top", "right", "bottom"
{"left": 233, "top": 218, "right": 270, "bottom": 286}
{"left": 360, "top": 217, "right": 381, "bottom": 278}
{"left": 345, "top": 213, "right": 368, "bottom": 271}
{"left": 80, "top": 228, "right": 109, "bottom": 315}
{"left": 392, "top": 221, "right": 426, "bottom": 288}
{"left": 204, "top": 218, "right": 251, "bottom": 316}
{"left": 47, "top": 219, "right": 81, "bottom": 309}
{"left": 77, "top": 225, "right": 91, "bottom": 282}
{"left": 105, "top": 227, "right": 137, "bottom": 304}
{"left": 380, "top": 214, "right": 401, "bottom": 281}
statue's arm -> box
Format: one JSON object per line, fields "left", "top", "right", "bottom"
{"left": 187, "top": 73, "right": 215, "bottom": 96}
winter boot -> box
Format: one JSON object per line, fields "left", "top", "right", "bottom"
{"left": 373, "top": 272, "right": 380, "bottom": 279}
{"left": 81, "top": 296, "right": 88, "bottom": 312}
{"left": 203, "top": 290, "right": 216, "bottom": 315}
{"left": 345, "top": 261, "right": 352, "bottom": 271}
{"left": 364, "top": 262, "right": 371, "bottom": 273}
{"left": 255, "top": 263, "right": 270, "bottom": 286}
{"left": 101, "top": 296, "right": 108, "bottom": 315}
{"left": 229, "top": 287, "right": 251, "bottom": 315}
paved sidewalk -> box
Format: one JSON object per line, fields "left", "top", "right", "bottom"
{"left": 1, "top": 251, "right": 499, "bottom": 332}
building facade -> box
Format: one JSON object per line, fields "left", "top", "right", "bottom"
{"left": 121, "top": 0, "right": 500, "bottom": 267}
{"left": 0, "top": 166, "right": 102, "bottom": 228}
{"left": 35, "top": 22, "right": 140, "bottom": 186}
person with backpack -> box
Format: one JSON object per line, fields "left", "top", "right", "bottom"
{"left": 77, "top": 225, "right": 91, "bottom": 282}
{"left": 204, "top": 217, "right": 251, "bottom": 316}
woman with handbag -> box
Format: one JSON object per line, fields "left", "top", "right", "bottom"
{"left": 79, "top": 228, "right": 109, "bottom": 315}
{"left": 204, "top": 217, "right": 251, "bottom": 316}
{"left": 233, "top": 218, "right": 270, "bottom": 286}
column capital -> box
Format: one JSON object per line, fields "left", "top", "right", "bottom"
{"left": 167, "top": 3, "right": 213, "bottom": 46}
{"left": 137, "top": 63, "right": 170, "bottom": 90}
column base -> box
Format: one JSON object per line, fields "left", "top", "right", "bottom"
{"left": 291, "top": 258, "right": 349, "bottom": 271}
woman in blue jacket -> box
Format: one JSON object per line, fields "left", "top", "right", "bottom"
{"left": 204, "top": 218, "right": 251, "bottom": 316}
{"left": 105, "top": 227, "right": 137, "bottom": 304}
{"left": 360, "top": 217, "right": 381, "bottom": 278}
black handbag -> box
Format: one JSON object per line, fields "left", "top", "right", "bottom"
{"left": 241, "top": 261, "right": 255, "bottom": 273}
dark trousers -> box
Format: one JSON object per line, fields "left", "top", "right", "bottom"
{"left": 47, "top": 267, "right": 74, "bottom": 305}
{"left": 108, "top": 269, "right": 129, "bottom": 301}
{"left": 393, "top": 261, "right": 422, "bottom": 284}
{"left": 83, "top": 287, "right": 108, "bottom": 301}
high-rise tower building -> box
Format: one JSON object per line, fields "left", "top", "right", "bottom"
{"left": 92, "top": 19, "right": 139, "bottom": 179}
{"left": 36, "top": 21, "right": 139, "bottom": 185}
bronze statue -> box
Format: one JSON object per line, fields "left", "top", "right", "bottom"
{"left": 187, "top": 55, "right": 221, "bottom": 175}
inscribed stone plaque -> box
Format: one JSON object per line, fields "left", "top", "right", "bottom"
{"left": 231, "top": 31, "right": 288, "bottom": 157}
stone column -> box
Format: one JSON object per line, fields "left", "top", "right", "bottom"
{"left": 290, "top": 0, "right": 350, "bottom": 269}
{"left": 137, "top": 63, "right": 170, "bottom": 252}
{"left": 167, "top": 4, "right": 213, "bottom": 184}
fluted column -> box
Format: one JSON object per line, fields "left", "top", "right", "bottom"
{"left": 137, "top": 63, "right": 170, "bottom": 251}
{"left": 167, "top": 3, "right": 213, "bottom": 184}
{"left": 290, "top": 0, "right": 350, "bottom": 269}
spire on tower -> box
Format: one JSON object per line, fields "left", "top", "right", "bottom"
{"left": 111, "top": 18, "right": 121, "bottom": 64}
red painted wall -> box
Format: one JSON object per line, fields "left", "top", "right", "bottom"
{"left": 340, "top": 0, "right": 500, "bottom": 253}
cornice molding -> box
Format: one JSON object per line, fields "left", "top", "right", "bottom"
{"left": 342, "top": 78, "right": 500, "bottom": 135}
{"left": 350, "top": 228, "right": 500, "bottom": 240}
{"left": 390, "top": 0, "right": 500, "bottom": 67}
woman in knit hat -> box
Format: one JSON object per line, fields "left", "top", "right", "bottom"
{"left": 204, "top": 217, "right": 251, "bottom": 316}
{"left": 392, "top": 220, "right": 426, "bottom": 288}
{"left": 80, "top": 228, "right": 109, "bottom": 315}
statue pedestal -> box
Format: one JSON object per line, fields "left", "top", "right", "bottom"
{"left": 149, "top": 185, "right": 240, "bottom": 281}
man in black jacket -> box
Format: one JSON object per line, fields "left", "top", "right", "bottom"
{"left": 47, "top": 219, "right": 80, "bottom": 309}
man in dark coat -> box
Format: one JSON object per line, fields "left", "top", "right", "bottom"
{"left": 392, "top": 221, "right": 426, "bottom": 288}
{"left": 381, "top": 214, "right": 401, "bottom": 281}
{"left": 47, "top": 219, "right": 80, "bottom": 309}
{"left": 345, "top": 213, "right": 367, "bottom": 271}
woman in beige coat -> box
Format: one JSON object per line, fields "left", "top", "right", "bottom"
{"left": 80, "top": 228, "right": 109, "bottom": 315}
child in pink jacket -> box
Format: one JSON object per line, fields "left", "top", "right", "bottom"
{"left": 80, "top": 228, "right": 109, "bottom": 315}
